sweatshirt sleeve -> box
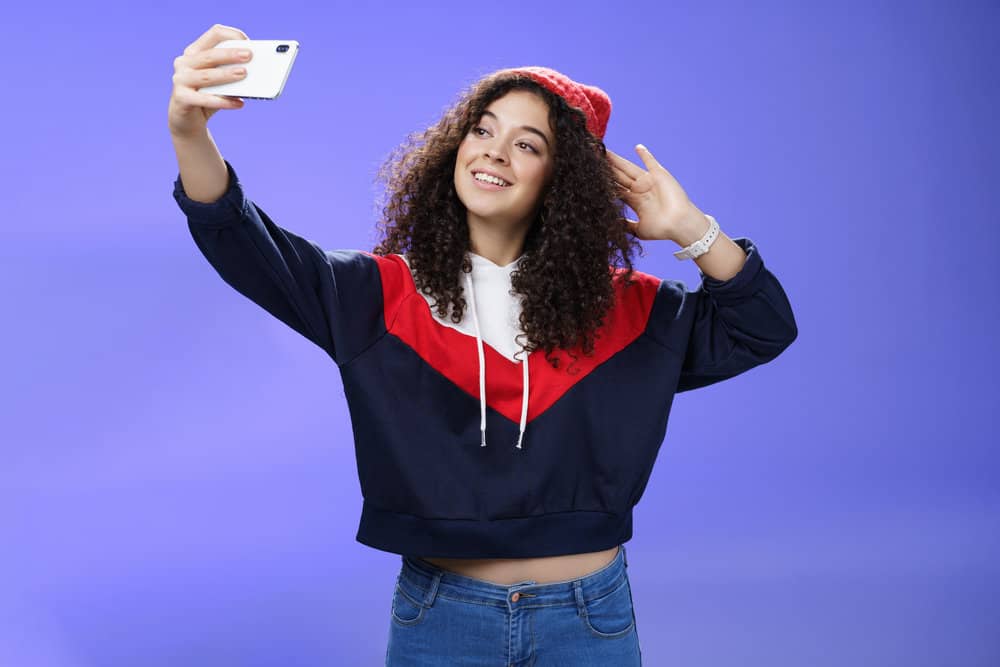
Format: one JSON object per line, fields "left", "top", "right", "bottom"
{"left": 649, "top": 237, "right": 798, "bottom": 393}
{"left": 172, "top": 159, "right": 384, "bottom": 365}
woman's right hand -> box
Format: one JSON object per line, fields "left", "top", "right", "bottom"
{"left": 168, "top": 24, "right": 254, "bottom": 139}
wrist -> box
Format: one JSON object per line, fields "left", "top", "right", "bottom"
{"left": 670, "top": 206, "right": 711, "bottom": 247}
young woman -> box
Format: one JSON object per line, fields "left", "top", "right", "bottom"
{"left": 169, "top": 24, "right": 797, "bottom": 667}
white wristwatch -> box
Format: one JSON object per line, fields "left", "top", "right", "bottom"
{"left": 673, "top": 214, "right": 720, "bottom": 261}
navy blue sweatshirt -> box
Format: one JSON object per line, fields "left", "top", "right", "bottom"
{"left": 173, "top": 159, "right": 798, "bottom": 558}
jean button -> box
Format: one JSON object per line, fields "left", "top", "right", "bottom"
{"left": 511, "top": 592, "right": 520, "bottom": 602}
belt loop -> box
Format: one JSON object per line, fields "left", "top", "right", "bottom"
{"left": 621, "top": 543, "right": 628, "bottom": 568}
{"left": 573, "top": 580, "right": 586, "bottom": 616}
{"left": 423, "top": 571, "right": 442, "bottom": 607}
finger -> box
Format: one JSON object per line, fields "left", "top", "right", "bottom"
{"left": 607, "top": 150, "right": 646, "bottom": 181}
{"left": 613, "top": 180, "right": 637, "bottom": 202}
{"left": 610, "top": 164, "right": 637, "bottom": 188}
{"left": 608, "top": 148, "right": 642, "bottom": 169}
{"left": 615, "top": 181, "right": 632, "bottom": 202}
{"left": 634, "top": 144, "right": 665, "bottom": 172}
{"left": 184, "top": 23, "right": 250, "bottom": 57}
{"left": 613, "top": 163, "right": 654, "bottom": 196}
{"left": 177, "top": 89, "right": 244, "bottom": 109}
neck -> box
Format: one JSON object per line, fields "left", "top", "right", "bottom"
{"left": 466, "top": 213, "right": 531, "bottom": 268}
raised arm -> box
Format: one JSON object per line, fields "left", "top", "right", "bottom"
{"left": 606, "top": 144, "right": 797, "bottom": 392}
{"left": 168, "top": 25, "right": 384, "bottom": 365}
{"left": 650, "top": 236, "right": 798, "bottom": 392}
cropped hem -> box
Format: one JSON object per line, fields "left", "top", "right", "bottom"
{"left": 356, "top": 499, "right": 633, "bottom": 558}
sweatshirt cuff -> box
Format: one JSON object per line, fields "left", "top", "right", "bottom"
{"left": 697, "top": 237, "right": 766, "bottom": 305}
{"left": 172, "top": 159, "right": 248, "bottom": 225}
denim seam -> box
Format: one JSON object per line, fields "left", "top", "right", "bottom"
{"left": 396, "top": 584, "right": 426, "bottom": 609}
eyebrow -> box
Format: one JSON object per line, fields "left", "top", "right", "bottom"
{"left": 481, "top": 110, "right": 551, "bottom": 149}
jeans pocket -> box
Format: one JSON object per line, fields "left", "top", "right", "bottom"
{"left": 390, "top": 577, "right": 429, "bottom": 627}
{"left": 579, "top": 576, "right": 636, "bottom": 639}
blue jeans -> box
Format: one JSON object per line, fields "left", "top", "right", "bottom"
{"left": 385, "top": 543, "right": 642, "bottom": 666}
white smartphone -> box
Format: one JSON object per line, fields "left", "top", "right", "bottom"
{"left": 200, "top": 39, "right": 300, "bottom": 100}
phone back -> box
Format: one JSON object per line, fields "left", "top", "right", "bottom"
{"left": 200, "top": 39, "right": 300, "bottom": 100}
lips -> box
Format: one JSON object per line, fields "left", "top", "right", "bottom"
{"left": 471, "top": 168, "right": 513, "bottom": 187}
{"left": 470, "top": 170, "right": 512, "bottom": 191}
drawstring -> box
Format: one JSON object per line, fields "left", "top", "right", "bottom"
{"left": 517, "top": 351, "right": 529, "bottom": 449}
{"left": 466, "top": 270, "right": 488, "bottom": 447}
{"left": 465, "top": 268, "right": 529, "bottom": 450}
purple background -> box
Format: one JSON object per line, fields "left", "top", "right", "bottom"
{"left": 3, "top": 1, "right": 998, "bottom": 665}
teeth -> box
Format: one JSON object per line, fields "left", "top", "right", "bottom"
{"left": 474, "top": 172, "right": 509, "bottom": 187}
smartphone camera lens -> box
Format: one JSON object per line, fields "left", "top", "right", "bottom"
{"left": 277, "top": 44, "right": 289, "bottom": 53}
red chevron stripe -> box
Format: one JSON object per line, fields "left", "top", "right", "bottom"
{"left": 363, "top": 252, "right": 660, "bottom": 424}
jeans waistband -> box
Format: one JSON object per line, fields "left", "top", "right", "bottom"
{"left": 397, "top": 543, "right": 628, "bottom": 609}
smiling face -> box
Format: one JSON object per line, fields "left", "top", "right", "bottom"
{"left": 454, "top": 89, "right": 556, "bottom": 235}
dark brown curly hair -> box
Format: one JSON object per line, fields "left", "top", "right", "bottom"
{"left": 371, "top": 70, "right": 644, "bottom": 370}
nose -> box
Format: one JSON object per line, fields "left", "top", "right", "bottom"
{"left": 485, "top": 145, "right": 507, "bottom": 163}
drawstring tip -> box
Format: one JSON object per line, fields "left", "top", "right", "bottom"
{"left": 480, "top": 430, "right": 487, "bottom": 447}
{"left": 515, "top": 432, "right": 524, "bottom": 449}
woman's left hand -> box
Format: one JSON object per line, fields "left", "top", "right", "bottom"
{"left": 607, "top": 144, "right": 700, "bottom": 242}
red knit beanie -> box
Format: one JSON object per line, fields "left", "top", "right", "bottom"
{"left": 494, "top": 66, "right": 611, "bottom": 140}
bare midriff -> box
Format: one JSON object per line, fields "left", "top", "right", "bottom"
{"left": 417, "top": 545, "right": 621, "bottom": 586}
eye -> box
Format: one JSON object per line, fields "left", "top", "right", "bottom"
{"left": 472, "top": 127, "right": 537, "bottom": 153}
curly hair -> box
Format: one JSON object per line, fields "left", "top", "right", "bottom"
{"left": 371, "top": 70, "right": 644, "bottom": 371}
